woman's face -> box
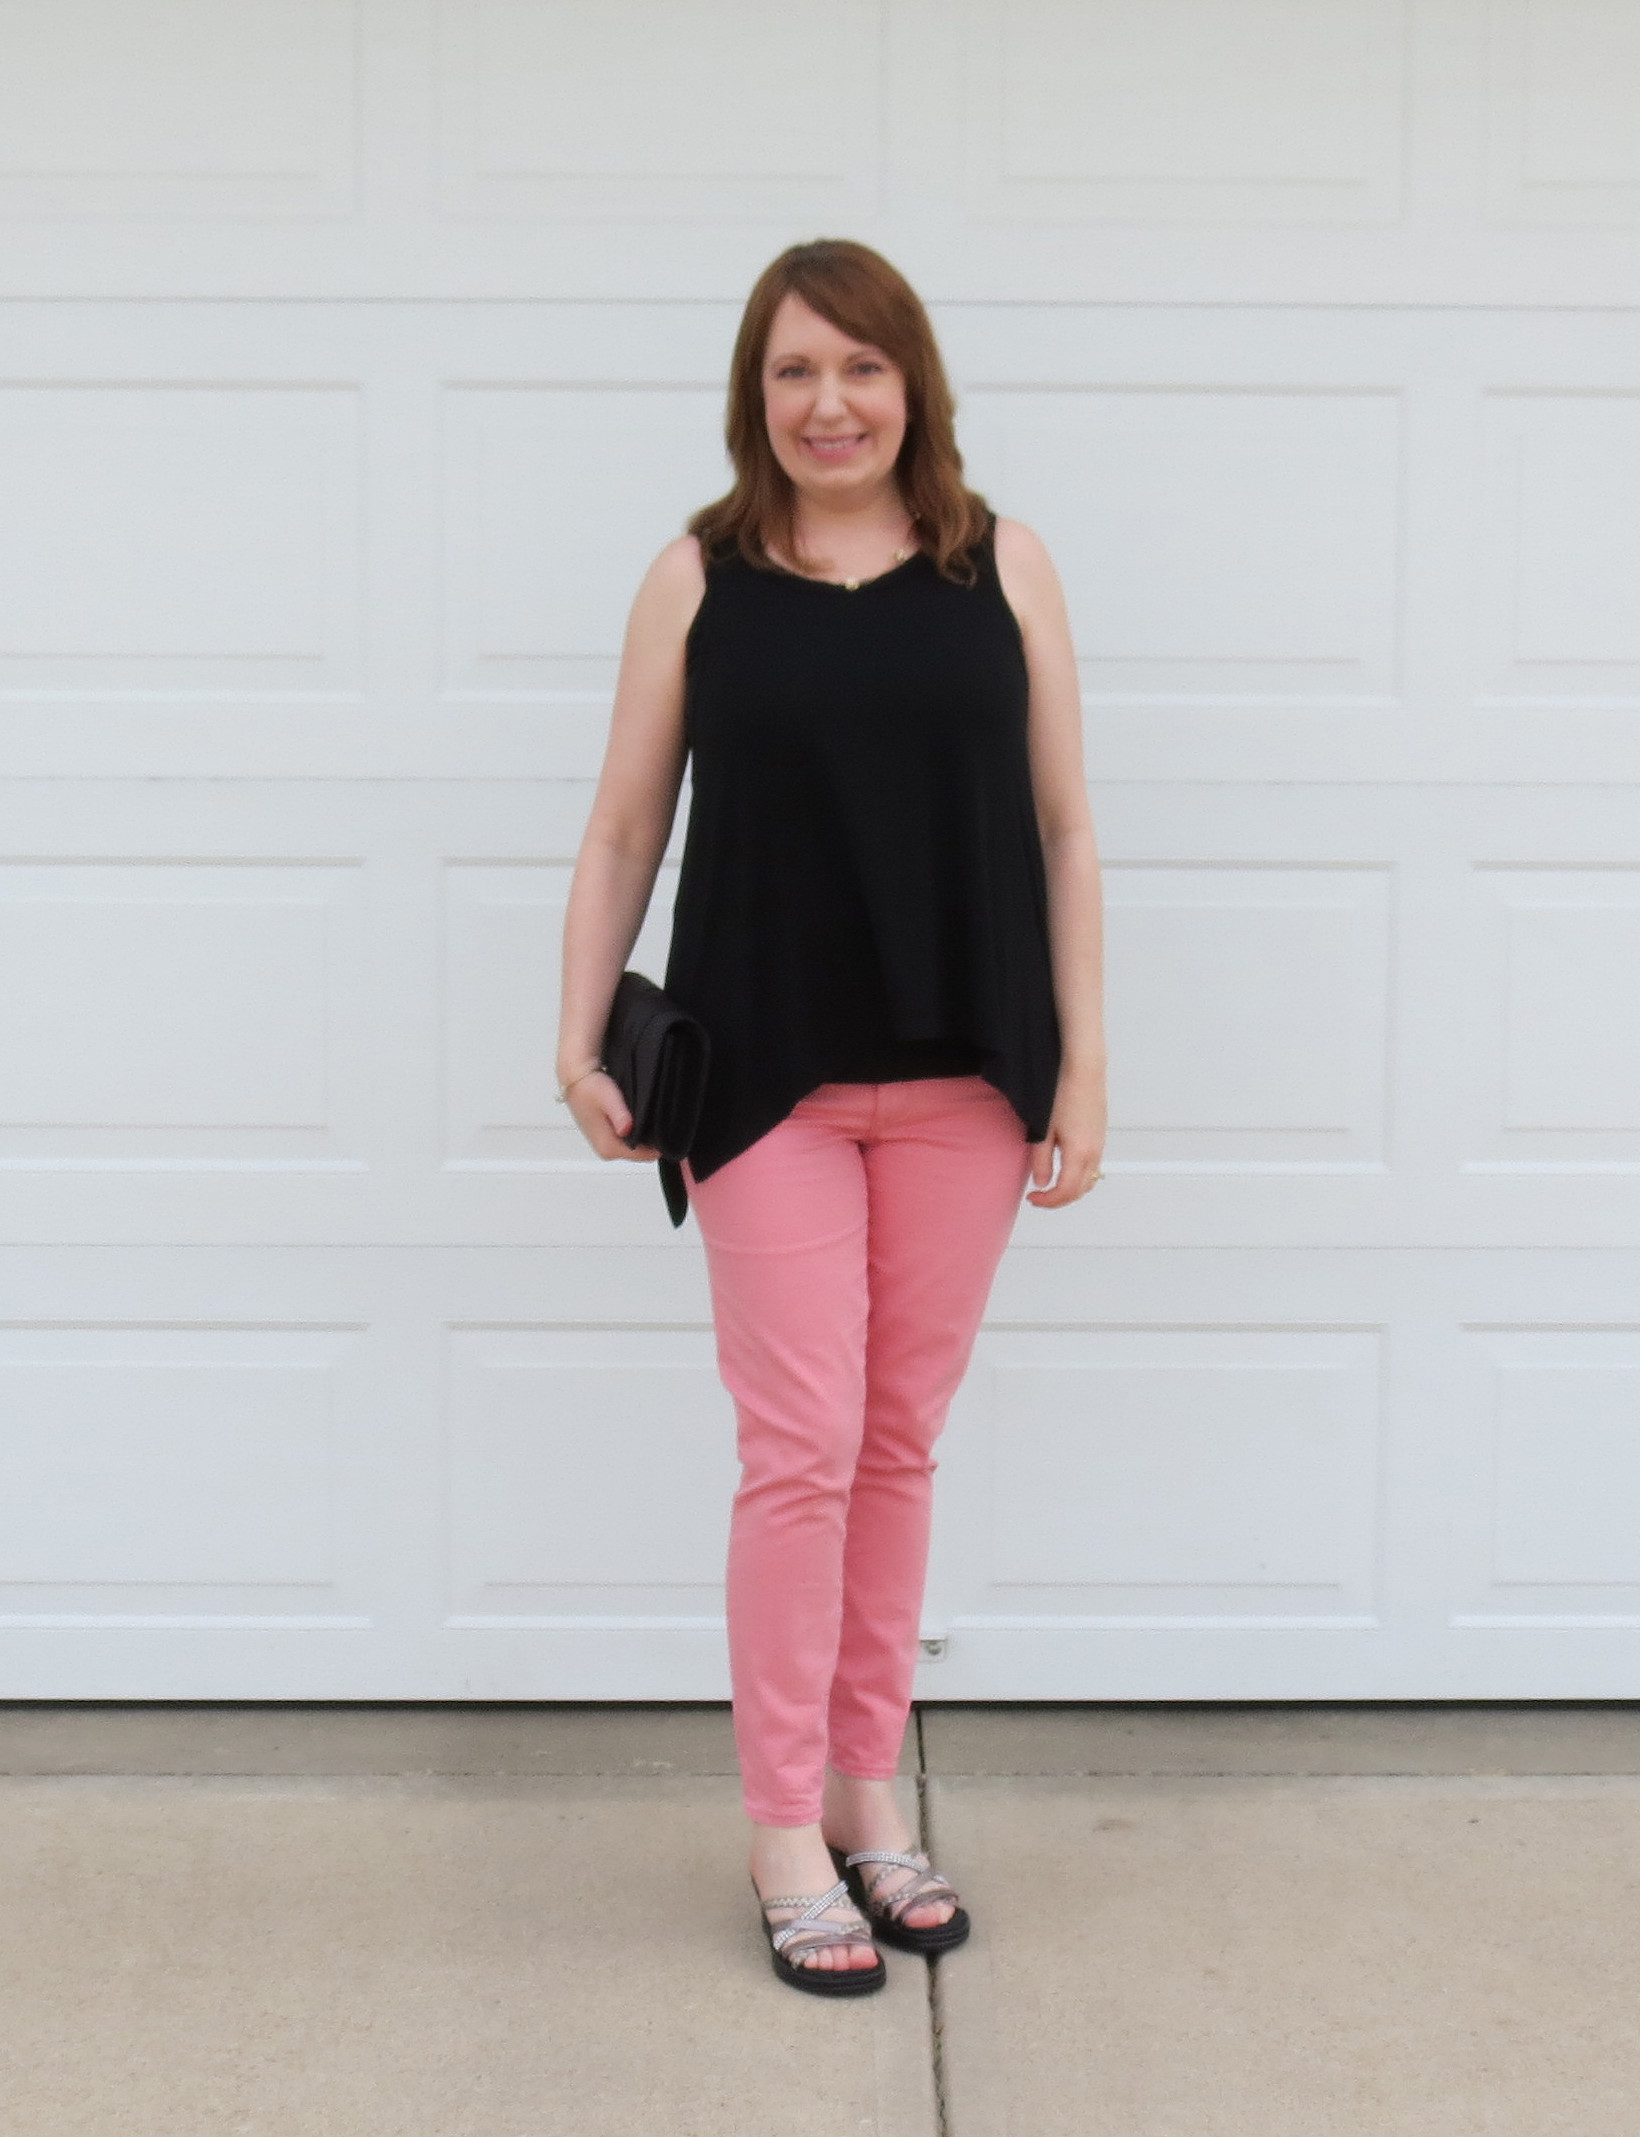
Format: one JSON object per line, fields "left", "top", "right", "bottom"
{"left": 760, "top": 292, "right": 908, "bottom": 507}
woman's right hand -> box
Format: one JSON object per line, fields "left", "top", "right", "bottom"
{"left": 565, "top": 1070, "right": 662, "bottom": 1163}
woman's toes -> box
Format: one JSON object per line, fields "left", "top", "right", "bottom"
{"left": 904, "top": 1899, "right": 954, "bottom": 1929}
{"left": 808, "top": 1943, "right": 855, "bottom": 1971}
{"left": 804, "top": 1941, "right": 872, "bottom": 1970}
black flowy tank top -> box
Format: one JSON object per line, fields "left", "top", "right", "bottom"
{"left": 661, "top": 510, "right": 1062, "bottom": 1189}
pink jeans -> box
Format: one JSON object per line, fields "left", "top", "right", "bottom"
{"left": 682, "top": 1074, "right": 1034, "bottom": 1826}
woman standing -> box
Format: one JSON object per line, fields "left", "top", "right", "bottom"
{"left": 556, "top": 240, "right": 1106, "bottom": 1995}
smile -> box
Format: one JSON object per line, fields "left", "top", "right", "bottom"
{"left": 802, "top": 433, "right": 868, "bottom": 458}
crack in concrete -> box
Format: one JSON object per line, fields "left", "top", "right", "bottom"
{"left": 914, "top": 1706, "right": 952, "bottom": 2137}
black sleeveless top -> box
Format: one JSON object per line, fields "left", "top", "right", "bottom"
{"left": 661, "top": 511, "right": 1061, "bottom": 1189}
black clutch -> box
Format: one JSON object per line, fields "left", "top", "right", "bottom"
{"left": 599, "top": 970, "right": 711, "bottom": 1228}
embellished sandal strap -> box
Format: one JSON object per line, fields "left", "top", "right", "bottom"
{"left": 846, "top": 1849, "right": 960, "bottom": 1924}
{"left": 845, "top": 1848, "right": 929, "bottom": 1876}
{"left": 763, "top": 1878, "right": 873, "bottom": 1955}
{"left": 776, "top": 1921, "right": 876, "bottom": 1957}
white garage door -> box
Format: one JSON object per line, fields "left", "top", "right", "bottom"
{"left": 3, "top": 0, "right": 1638, "bottom": 1699}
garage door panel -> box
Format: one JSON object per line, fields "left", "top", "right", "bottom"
{"left": 1466, "top": 869, "right": 1640, "bottom": 1170}
{"left": 0, "top": 1322, "right": 373, "bottom": 1632}
{"left": 1484, "top": 0, "right": 1640, "bottom": 231}
{"left": 0, "top": 381, "right": 363, "bottom": 694}
{"left": 1103, "top": 865, "right": 1390, "bottom": 1167}
{"left": 966, "top": 0, "right": 1408, "bottom": 225}
{"left": 0, "top": 0, "right": 358, "bottom": 221}
{"left": 443, "top": 1328, "right": 736, "bottom": 1625}
{"left": 968, "top": 1330, "right": 1383, "bottom": 1614}
{"left": 1475, "top": 389, "right": 1640, "bottom": 705}
{"left": 0, "top": 860, "right": 368, "bottom": 1167}
{"left": 436, "top": 0, "right": 883, "bottom": 224}
{"left": 1451, "top": 1330, "right": 1640, "bottom": 1629}
{"left": 0, "top": 786, "right": 411, "bottom": 1242}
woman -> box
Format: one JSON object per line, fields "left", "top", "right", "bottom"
{"left": 556, "top": 239, "right": 1106, "bottom": 1995}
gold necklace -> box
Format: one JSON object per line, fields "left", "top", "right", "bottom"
{"left": 840, "top": 541, "right": 914, "bottom": 592}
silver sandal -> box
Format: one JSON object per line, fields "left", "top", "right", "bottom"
{"left": 753, "top": 1876, "right": 887, "bottom": 1996}
{"left": 828, "top": 1846, "right": 971, "bottom": 1954}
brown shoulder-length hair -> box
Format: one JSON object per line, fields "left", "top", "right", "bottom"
{"left": 688, "top": 239, "right": 991, "bottom": 586}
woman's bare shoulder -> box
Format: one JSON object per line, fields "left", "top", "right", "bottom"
{"left": 646, "top": 532, "right": 708, "bottom": 592}
{"left": 627, "top": 533, "right": 709, "bottom": 645}
{"left": 991, "top": 515, "right": 1067, "bottom": 630}
{"left": 992, "top": 514, "right": 1057, "bottom": 581}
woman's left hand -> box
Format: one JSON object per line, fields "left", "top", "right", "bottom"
{"left": 1025, "top": 1066, "right": 1107, "bottom": 1209}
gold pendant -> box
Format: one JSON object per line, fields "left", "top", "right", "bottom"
{"left": 841, "top": 541, "right": 910, "bottom": 593}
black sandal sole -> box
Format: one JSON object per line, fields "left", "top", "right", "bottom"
{"left": 865, "top": 1903, "right": 970, "bottom": 1955}
{"left": 759, "top": 1915, "right": 887, "bottom": 1996}
{"left": 829, "top": 1846, "right": 973, "bottom": 1956}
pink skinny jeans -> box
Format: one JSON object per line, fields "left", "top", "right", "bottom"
{"left": 682, "top": 1074, "right": 1034, "bottom": 1826}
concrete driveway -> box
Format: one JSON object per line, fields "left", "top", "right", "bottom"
{"left": 5, "top": 1701, "right": 1640, "bottom": 2135}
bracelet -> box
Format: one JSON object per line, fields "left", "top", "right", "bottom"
{"left": 554, "top": 1062, "right": 604, "bottom": 1104}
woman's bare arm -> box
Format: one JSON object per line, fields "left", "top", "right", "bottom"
{"left": 993, "top": 515, "right": 1107, "bottom": 1204}
{"left": 557, "top": 534, "right": 706, "bottom": 1158}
